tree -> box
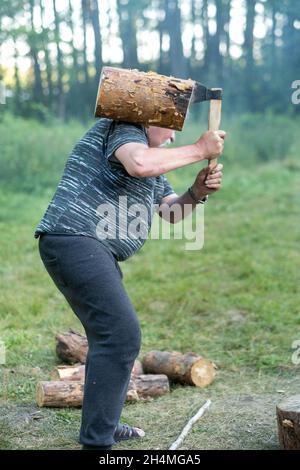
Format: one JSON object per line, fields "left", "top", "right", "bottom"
{"left": 89, "top": 0, "right": 103, "bottom": 84}
{"left": 164, "top": 0, "right": 187, "bottom": 78}
{"left": 28, "top": 0, "right": 44, "bottom": 103}
{"left": 52, "top": 0, "right": 65, "bottom": 119}
{"left": 116, "top": 0, "right": 139, "bottom": 68}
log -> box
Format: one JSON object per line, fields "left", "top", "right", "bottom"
{"left": 276, "top": 395, "right": 300, "bottom": 449}
{"left": 52, "top": 361, "right": 144, "bottom": 383}
{"left": 55, "top": 330, "right": 87, "bottom": 364}
{"left": 37, "top": 378, "right": 138, "bottom": 407}
{"left": 133, "top": 374, "right": 170, "bottom": 399}
{"left": 36, "top": 374, "right": 169, "bottom": 408}
{"left": 36, "top": 380, "right": 84, "bottom": 408}
{"left": 51, "top": 364, "right": 85, "bottom": 381}
{"left": 142, "top": 351, "right": 216, "bottom": 388}
{"left": 132, "top": 359, "right": 144, "bottom": 376}
{"left": 94, "top": 66, "right": 195, "bottom": 131}
{"left": 55, "top": 330, "right": 144, "bottom": 375}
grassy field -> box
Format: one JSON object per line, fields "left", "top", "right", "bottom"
{"left": 0, "top": 113, "right": 300, "bottom": 450}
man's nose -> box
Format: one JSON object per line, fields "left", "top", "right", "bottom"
{"left": 171, "top": 131, "right": 176, "bottom": 143}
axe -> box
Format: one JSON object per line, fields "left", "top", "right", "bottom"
{"left": 95, "top": 67, "right": 223, "bottom": 171}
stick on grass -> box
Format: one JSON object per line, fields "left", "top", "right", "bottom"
{"left": 168, "top": 399, "right": 212, "bottom": 450}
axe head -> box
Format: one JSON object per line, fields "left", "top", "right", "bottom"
{"left": 191, "top": 82, "right": 223, "bottom": 104}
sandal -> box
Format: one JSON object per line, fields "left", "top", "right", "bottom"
{"left": 114, "top": 422, "right": 145, "bottom": 442}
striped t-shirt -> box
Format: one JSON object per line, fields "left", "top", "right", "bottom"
{"left": 34, "top": 118, "right": 176, "bottom": 261}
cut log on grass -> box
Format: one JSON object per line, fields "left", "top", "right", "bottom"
{"left": 36, "top": 380, "right": 84, "bottom": 408}
{"left": 132, "top": 374, "right": 169, "bottom": 398}
{"left": 37, "top": 378, "right": 138, "bottom": 407}
{"left": 277, "top": 395, "right": 300, "bottom": 449}
{"left": 55, "top": 330, "right": 87, "bottom": 364}
{"left": 142, "top": 351, "right": 216, "bottom": 388}
{"left": 36, "top": 374, "right": 169, "bottom": 408}
{"left": 55, "top": 330, "right": 144, "bottom": 375}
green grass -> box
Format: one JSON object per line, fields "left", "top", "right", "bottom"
{"left": 0, "top": 114, "right": 300, "bottom": 449}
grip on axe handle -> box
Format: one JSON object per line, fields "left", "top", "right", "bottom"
{"left": 207, "top": 96, "right": 222, "bottom": 173}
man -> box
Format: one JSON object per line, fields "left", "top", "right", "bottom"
{"left": 34, "top": 118, "right": 225, "bottom": 450}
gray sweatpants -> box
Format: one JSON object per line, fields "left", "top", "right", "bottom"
{"left": 38, "top": 233, "right": 142, "bottom": 448}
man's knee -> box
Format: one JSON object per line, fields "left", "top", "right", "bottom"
{"left": 117, "top": 316, "right": 141, "bottom": 356}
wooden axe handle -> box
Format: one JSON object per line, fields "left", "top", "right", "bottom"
{"left": 207, "top": 98, "right": 222, "bottom": 172}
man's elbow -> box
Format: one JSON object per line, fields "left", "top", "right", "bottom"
{"left": 129, "top": 150, "right": 155, "bottom": 178}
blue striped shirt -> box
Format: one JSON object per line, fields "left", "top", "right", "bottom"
{"left": 34, "top": 119, "right": 176, "bottom": 261}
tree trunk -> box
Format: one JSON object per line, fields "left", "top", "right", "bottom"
{"left": 202, "top": 0, "right": 211, "bottom": 72}
{"left": 52, "top": 0, "right": 65, "bottom": 119}
{"left": 13, "top": 35, "right": 21, "bottom": 110}
{"left": 214, "top": 0, "right": 224, "bottom": 83}
{"left": 90, "top": 0, "right": 102, "bottom": 84}
{"left": 164, "top": 0, "right": 187, "bottom": 78}
{"left": 29, "top": 0, "right": 44, "bottom": 103}
{"left": 116, "top": 0, "right": 139, "bottom": 68}
{"left": 81, "top": 0, "right": 90, "bottom": 86}
{"left": 277, "top": 395, "right": 300, "bottom": 449}
{"left": 142, "top": 350, "right": 216, "bottom": 388}
{"left": 39, "top": 0, "right": 54, "bottom": 107}
{"left": 244, "top": 0, "right": 256, "bottom": 110}
{"left": 68, "top": 0, "right": 80, "bottom": 81}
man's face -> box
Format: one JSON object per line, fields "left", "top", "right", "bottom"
{"left": 147, "top": 126, "right": 176, "bottom": 148}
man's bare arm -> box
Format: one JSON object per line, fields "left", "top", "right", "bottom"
{"left": 114, "top": 130, "right": 226, "bottom": 178}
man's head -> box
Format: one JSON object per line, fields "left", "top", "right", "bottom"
{"left": 146, "top": 126, "right": 176, "bottom": 148}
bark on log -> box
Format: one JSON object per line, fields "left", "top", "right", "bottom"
{"left": 36, "top": 377, "right": 139, "bottom": 407}
{"left": 133, "top": 374, "right": 170, "bottom": 398}
{"left": 95, "top": 66, "right": 195, "bottom": 131}
{"left": 277, "top": 395, "right": 300, "bottom": 449}
{"left": 36, "top": 375, "right": 169, "bottom": 407}
{"left": 36, "top": 380, "right": 84, "bottom": 408}
{"left": 55, "top": 330, "right": 87, "bottom": 364}
{"left": 142, "top": 351, "right": 216, "bottom": 388}
{"left": 55, "top": 330, "right": 143, "bottom": 375}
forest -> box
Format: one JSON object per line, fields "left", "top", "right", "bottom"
{"left": 0, "top": 0, "right": 299, "bottom": 121}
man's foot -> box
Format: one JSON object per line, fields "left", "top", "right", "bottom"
{"left": 114, "top": 422, "right": 145, "bottom": 442}
{"left": 82, "top": 444, "right": 112, "bottom": 450}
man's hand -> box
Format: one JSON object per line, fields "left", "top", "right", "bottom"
{"left": 191, "top": 163, "right": 224, "bottom": 198}
{"left": 195, "top": 130, "right": 226, "bottom": 160}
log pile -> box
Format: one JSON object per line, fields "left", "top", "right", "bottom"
{"left": 36, "top": 329, "right": 217, "bottom": 408}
